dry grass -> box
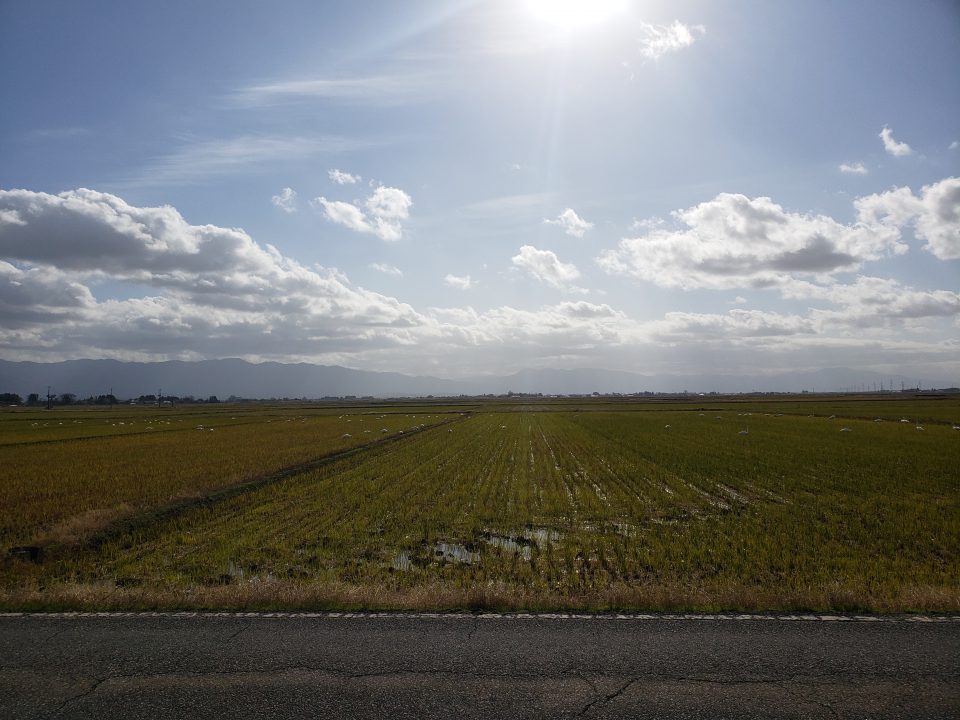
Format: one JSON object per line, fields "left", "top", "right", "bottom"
{"left": 1, "top": 579, "right": 956, "bottom": 614}
{"left": 32, "top": 504, "right": 136, "bottom": 547}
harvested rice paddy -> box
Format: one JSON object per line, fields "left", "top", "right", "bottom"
{"left": 1, "top": 397, "right": 957, "bottom": 612}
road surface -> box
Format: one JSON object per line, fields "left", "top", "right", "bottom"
{"left": 1, "top": 612, "right": 957, "bottom": 718}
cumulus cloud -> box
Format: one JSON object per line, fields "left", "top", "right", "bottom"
{"left": 370, "top": 262, "right": 402, "bottom": 277}
{"left": 313, "top": 185, "right": 412, "bottom": 241}
{"left": 784, "top": 276, "right": 960, "bottom": 329}
{"left": 0, "top": 189, "right": 640, "bottom": 370}
{"left": 271, "top": 187, "right": 298, "bottom": 213}
{"left": 329, "top": 169, "right": 361, "bottom": 185}
{"left": 444, "top": 273, "right": 476, "bottom": 290}
{"left": 654, "top": 309, "right": 816, "bottom": 341}
{"left": 839, "top": 162, "right": 868, "bottom": 175}
{"left": 950, "top": 140, "right": 959, "bottom": 151}
{"left": 855, "top": 177, "right": 960, "bottom": 260}
{"left": 598, "top": 191, "right": 905, "bottom": 290}
{"left": 0, "top": 209, "right": 26, "bottom": 226}
{"left": 879, "top": 126, "right": 912, "bottom": 157}
{"left": 0, "top": 188, "right": 425, "bottom": 360}
{"left": 511, "top": 245, "right": 583, "bottom": 291}
{"left": 1, "top": 188, "right": 956, "bottom": 380}
{"left": 639, "top": 21, "right": 705, "bottom": 60}
{"left": 544, "top": 208, "right": 593, "bottom": 237}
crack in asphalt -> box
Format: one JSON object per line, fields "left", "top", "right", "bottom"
{"left": 466, "top": 616, "right": 479, "bottom": 642}
{"left": 576, "top": 676, "right": 639, "bottom": 717}
{"left": 44, "top": 675, "right": 110, "bottom": 719}
{"left": 223, "top": 621, "right": 249, "bottom": 642}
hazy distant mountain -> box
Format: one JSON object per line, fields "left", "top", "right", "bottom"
{"left": 0, "top": 359, "right": 946, "bottom": 400}
{"left": 0, "top": 359, "right": 461, "bottom": 400}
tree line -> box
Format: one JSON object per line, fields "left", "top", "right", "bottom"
{"left": 0, "top": 392, "right": 221, "bottom": 406}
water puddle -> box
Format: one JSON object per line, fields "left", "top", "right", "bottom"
{"left": 434, "top": 542, "right": 479, "bottom": 564}
{"left": 479, "top": 527, "right": 563, "bottom": 559}
{"left": 391, "top": 542, "right": 478, "bottom": 571}
{"left": 482, "top": 532, "right": 532, "bottom": 560}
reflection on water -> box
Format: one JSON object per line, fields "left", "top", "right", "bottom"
{"left": 435, "top": 542, "right": 479, "bottom": 564}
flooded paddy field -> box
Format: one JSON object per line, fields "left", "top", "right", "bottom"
{"left": 1, "top": 397, "right": 958, "bottom": 612}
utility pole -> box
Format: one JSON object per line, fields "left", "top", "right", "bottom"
{"left": 45, "top": 385, "right": 53, "bottom": 410}
{"left": 158, "top": 389, "right": 162, "bottom": 408}
{"left": 109, "top": 387, "right": 114, "bottom": 408}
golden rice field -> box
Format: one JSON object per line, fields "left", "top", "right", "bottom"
{"left": 1, "top": 397, "right": 958, "bottom": 612}
{"left": 0, "top": 406, "right": 452, "bottom": 552}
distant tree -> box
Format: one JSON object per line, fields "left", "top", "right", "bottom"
{"left": 27, "top": 393, "right": 39, "bottom": 406}
{"left": 0, "top": 392, "right": 22, "bottom": 405}
{"left": 207, "top": 395, "right": 219, "bottom": 403}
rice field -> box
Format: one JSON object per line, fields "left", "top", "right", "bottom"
{"left": 1, "top": 398, "right": 958, "bottom": 612}
{"left": 0, "top": 406, "right": 451, "bottom": 552}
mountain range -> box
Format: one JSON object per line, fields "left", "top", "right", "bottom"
{"left": 0, "top": 359, "right": 949, "bottom": 400}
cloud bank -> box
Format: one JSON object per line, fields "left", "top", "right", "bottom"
{"left": 598, "top": 178, "right": 960, "bottom": 288}
{"left": 0, "top": 187, "right": 956, "bottom": 379}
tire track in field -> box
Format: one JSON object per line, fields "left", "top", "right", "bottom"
{"left": 34, "top": 413, "right": 472, "bottom": 559}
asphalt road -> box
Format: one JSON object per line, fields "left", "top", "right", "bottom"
{"left": 1, "top": 613, "right": 957, "bottom": 719}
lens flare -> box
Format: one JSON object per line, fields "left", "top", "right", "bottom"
{"left": 523, "top": 0, "right": 628, "bottom": 33}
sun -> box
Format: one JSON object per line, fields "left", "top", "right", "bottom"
{"left": 523, "top": 0, "right": 628, "bottom": 34}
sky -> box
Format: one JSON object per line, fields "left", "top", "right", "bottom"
{"left": 1, "top": 0, "right": 958, "bottom": 383}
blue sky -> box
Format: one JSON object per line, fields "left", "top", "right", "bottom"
{"left": 1, "top": 0, "right": 958, "bottom": 382}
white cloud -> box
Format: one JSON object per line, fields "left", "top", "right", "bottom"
{"left": 0, "top": 209, "right": 26, "bottom": 227}
{"left": 444, "top": 273, "right": 476, "bottom": 290}
{"left": 879, "top": 125, "right": 912, "bottom": 157}
{"left": 0, "top": 188, "right": 424, "bottom": 361}
{"left": 654, "top": 309, "right": 816, "bottom": 341}
{"left": 732, "top": 296, "right": 747, "bottom": 305}
{"left": 1, "top": 188, "right": 956, "bottom": 382}
{"left": 313, "top": 198, "right": 370, "bottom": 234}
{"left": 598, "top": 191, "right": 906, "bottom": 290}
{"left": 950, "top": 140, "right": 959, "bottom": 151}
{"left": 329, "top": 169, "right": 361, "bottom": 185}
{"left": 544, "top": 208, "right": 593, "bottom": 237}
{"left": 855, "top": 177, "right": 960, "bottom": 260}
{"left": 784, "top": 276, "right": 960, "bottom": 329}
{"left": 271, "top": 187, "right": 298, "bottom": 213}
{"left": 313, "top": 185, "right": 413, "bottom": 241}
{"left": 638, "top": 21, "right": 705, "bottom": 61}
{"left": 370, "top": 263, "right": 403, "bottom": 277}
{"left": 839, "top": 162, "right": 868, "bottom": 175}
{"left": 512, "top": 245, "right": 583, "bottom": 291}
{"left": 914, "top": 177, "right": 960, "bottom": 260}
